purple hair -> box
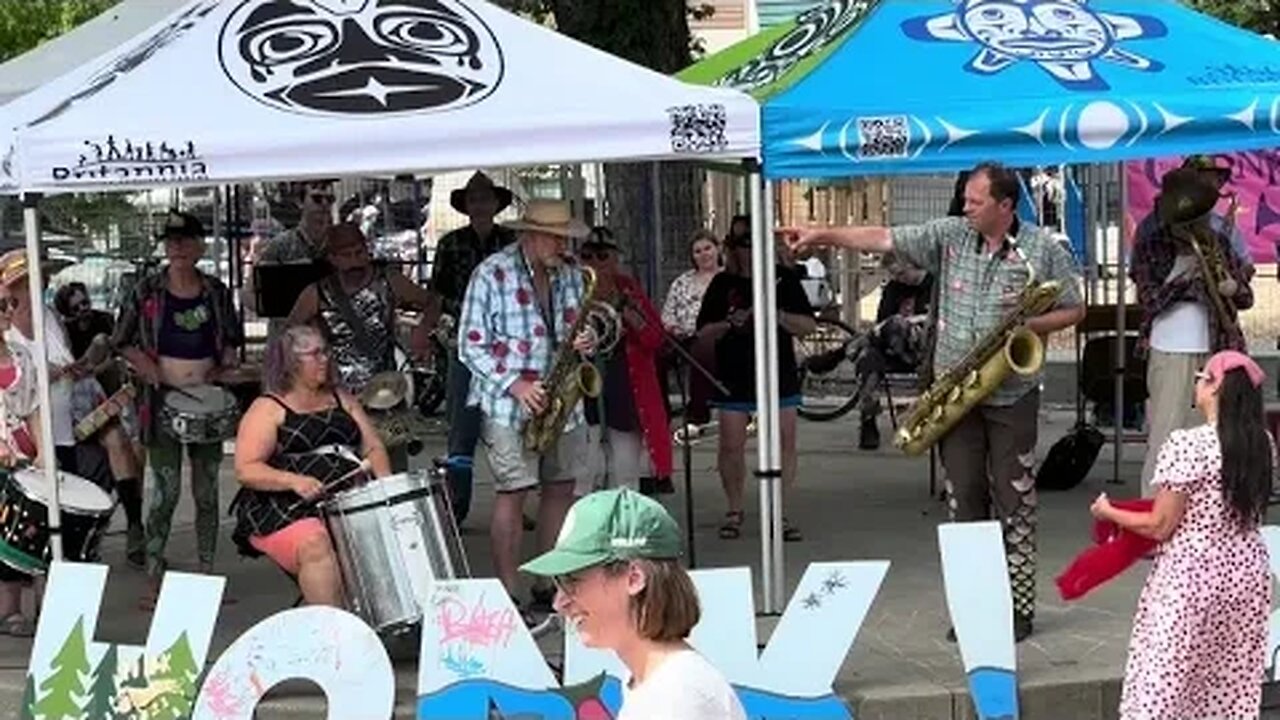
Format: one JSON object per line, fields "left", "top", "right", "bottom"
{"left": 263, "top": 324, "right": 337, "bottom": 394}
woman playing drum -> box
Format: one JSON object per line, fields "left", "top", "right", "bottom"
{"left": 232, "top": 325, "right": 390, "bottom": 606}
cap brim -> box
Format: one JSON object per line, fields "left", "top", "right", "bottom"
{"left": 520, "top": 548, "right": 610, "bottom": 577}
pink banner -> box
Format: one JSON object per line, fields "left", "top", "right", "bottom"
{"left": 1125, "top": 151, "right": 1280, "bottom": 264}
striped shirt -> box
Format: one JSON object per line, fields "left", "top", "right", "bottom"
{"left": 457, "top": 243, "right": 588, "bottom": 430}
{"left": 891, "top": 217, "right": 1083, "bottom": 406}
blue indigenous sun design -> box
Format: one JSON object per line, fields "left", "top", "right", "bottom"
{"left": 902, "top": 0, "right": 1167, "bottom": 91}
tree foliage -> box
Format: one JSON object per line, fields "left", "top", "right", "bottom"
{"left": 83, "top": 643, "right": 121, "bottom": 720}
{"left": 33, "top": 617, "right": 90, "bottom": 720}
{"left": 0, "top": 0, "right": 121, "bottom": 64}
{"left": 1186, "top": 0, "right": 1280, "bottom": 36}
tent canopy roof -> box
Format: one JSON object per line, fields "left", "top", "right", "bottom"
{"left": 9, "top": 0, "right": 759, "bottom": 194}
{"left": 682, "top": 0, "right": 1280, "bottom": 179}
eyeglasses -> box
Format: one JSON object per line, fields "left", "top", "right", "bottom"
{"left": 552, "top": 573, "right": 584, "bottom": 597}
{"left": 1194, "top": 370, "right": 1212, "bottom": 383}
{"left": 298, "top": 347, "right": 329, "bottom": 360}
{"left": 579, "top": 250, "right": 612, "bottom": 261}
{"left": 0, "top": 297, "right": 19, "bottom": 312}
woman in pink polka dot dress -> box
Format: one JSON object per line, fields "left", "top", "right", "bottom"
{"left": 1092, "top": 350, "right": 1273, "bottom": 720}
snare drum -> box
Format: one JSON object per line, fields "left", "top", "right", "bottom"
{"left": 159, "top": 385, "right": 242, "bottom": 444}
{"left": 0, "top": 468, "right": 115, "bottom": 574}
{"left": 322, "top": 469, "right": 468, "bottom": 635}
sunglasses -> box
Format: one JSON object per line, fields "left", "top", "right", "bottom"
{"left": 579, "top": 250, "right": 613, "bottom": 261}
{"left": 0, "top": 297, "right": 19, "bottom": 312}
{"left": 308, "top": 193, "right": 336, "bottom": 205}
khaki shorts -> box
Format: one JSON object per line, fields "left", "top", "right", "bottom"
{"left": 481, "top": 419, "right": 588, "bottom": 493}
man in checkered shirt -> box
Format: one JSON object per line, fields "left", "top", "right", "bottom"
{"left": 457, "top": 199, "right": 598, "bottom": 616}
{"left": 786, "top": 163, "right": 1085, "bottom": 642}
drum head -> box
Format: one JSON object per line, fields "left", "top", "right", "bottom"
{"left": 325, "top": 471, "right": 433, "bottom": 512}
{"left": 166, "top": 385, "right": 235, "bottom": 412}
{"left": 14, "top": 469, "right": 113, "bottom": 514}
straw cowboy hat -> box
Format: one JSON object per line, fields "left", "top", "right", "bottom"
{"left": 450, "top": 171, "right": 513, "bottom": 215}
{"left": 0, "top": 249, "right": 72, "bottom": 287}
{"left": 504, "top": 200, "right": 590, "bottom": 239}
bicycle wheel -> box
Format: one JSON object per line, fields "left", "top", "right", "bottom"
{"left": 795, "top": 318, "right": 862, "bottom": 421}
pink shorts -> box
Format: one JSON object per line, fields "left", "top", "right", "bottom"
{"left": 249, "top": 518, "right": 329, "bottom": 576}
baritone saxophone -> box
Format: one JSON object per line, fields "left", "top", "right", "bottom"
{"left": 894, "top": 241, "right": 1063, "bottom": 456}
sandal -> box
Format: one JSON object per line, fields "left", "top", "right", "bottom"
{"left": 783, "top": 518, "right": 803, "bottom": 543}
{"left": 719, "top": 510, "right": 744, "bottom": 539}
{"left": 0, "top": 613, "right": 35, "bottom": 637}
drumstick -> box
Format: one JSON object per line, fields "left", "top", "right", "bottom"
{"left": 161, "top": 384, "right": 202, "bottom": 402}
{"left": 285, "top": 458, "right": 373, "bottom": 515}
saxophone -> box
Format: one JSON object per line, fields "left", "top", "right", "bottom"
{"left": 522, "top": 262, "right": 622, "bottom": 454}
{"left": 894, "top": 241, "right": 1063, "bottom": 456}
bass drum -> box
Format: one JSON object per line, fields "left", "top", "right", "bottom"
{"left": 0, "top": 468, "right": 115, "bottom": 574}
{"left": 322, "top": 469, "right": 467, "bottom": 635}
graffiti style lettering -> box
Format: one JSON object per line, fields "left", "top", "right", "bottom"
{"left": 436, "top": 594, "right": 518, "bottom": 648}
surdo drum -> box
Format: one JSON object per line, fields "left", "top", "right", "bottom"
{"left": 322, "top": 469, "right": 468, "bottom": 635}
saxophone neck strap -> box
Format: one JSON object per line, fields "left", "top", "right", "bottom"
{"left": 518, "top": 246, "right": 558, "bottom": 347}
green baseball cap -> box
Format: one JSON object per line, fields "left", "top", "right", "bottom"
{"left": 520, "top": 488, "right": 683, "bottom": 577}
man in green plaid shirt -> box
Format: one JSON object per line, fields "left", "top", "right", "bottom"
{"left": 787, "top": 163, "right": 1084, "bottom": 642}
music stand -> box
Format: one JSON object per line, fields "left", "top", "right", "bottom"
{"left": 253, "top": 261, "right": 332, "bottom": 318}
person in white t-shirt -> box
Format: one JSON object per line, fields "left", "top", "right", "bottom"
{"left": 521, "top": 488, "right": 746, "bottom": 720}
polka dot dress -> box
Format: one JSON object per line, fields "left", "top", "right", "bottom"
{"left": 1120, "top": 425, "right": 1271, "bottom": 720}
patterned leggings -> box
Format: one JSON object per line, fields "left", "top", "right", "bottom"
{"left": 146, "top": 434, "right": 222, "bottom": 574}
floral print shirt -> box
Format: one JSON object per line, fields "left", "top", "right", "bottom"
{"left": 661, "top": 269, "right": 718, "bottom": 340}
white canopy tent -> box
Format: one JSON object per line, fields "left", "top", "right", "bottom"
{"left": 0, "top": 0, "right": 189, "bottom": 106}
{"left": 11, "top": 0, "right": 758, "bottom": 191}
{"left": 4, "top": 0, "right": 762, "bottom": 568}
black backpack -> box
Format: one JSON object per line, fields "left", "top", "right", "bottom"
{"left": 1036, "top": 422, "right": 1105, "bottom": 491}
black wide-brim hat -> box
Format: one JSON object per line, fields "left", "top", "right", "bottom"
{"left": 450, "top": 171, "right": 513, "bottom": 215}
{"left": 155, "top": 209, "right": 206, "bottom": 240}
{"left": 1156, "top": 167, "right": 1220, "bottom": 225}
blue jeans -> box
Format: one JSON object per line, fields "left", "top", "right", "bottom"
{"left": 445, "top": 351, "right": 483, "bottom": 522}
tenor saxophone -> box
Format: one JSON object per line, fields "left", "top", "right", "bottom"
{"left": 521, "top": 262, "right": 621, "bottom": 454}
{"left": 894, "top": 241, "right": 1063, "bottom": 456}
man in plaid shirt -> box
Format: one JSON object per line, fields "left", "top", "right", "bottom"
{"left": 786, "top": 163, "right": 1085, "bottom": 642}
{"left": 457, "top": 199, "right": 597, "bottom": 615}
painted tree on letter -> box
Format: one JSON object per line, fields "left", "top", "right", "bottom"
{"left": 19, "top": 673, "right": 35, "bottom": 720}
{"left": 84, "top": 643, "right": 121, "bottom": 719}
{"left": 146, "top": 632, "right": 201, "bottom": 720}
{"left": 32, "top": 616, "right": 90, "bottom": 720}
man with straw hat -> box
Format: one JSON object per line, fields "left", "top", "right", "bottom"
{"left": 457, "top": 198, "right": 598, "bottom": 621}
{"left": 430, "top": 171, "right": 516, "bottom": 525}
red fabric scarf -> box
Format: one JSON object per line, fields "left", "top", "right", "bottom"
{"left": 1056, "top": 498, "right": 1158, "bottom": 601}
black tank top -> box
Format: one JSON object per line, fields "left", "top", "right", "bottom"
{"left": 231, "top": 392, "right": 363, "bottom": 542}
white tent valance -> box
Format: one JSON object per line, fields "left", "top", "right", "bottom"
{"left": 8, "top": 0, "right": 760, "bottom": 194}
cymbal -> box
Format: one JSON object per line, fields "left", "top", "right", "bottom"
{"left": 361, "top": 372, "right": 408, "bottom": 410}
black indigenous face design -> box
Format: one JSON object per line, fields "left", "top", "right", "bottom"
{"left": 219, "top": 0, "right": 502, "bottom": 116}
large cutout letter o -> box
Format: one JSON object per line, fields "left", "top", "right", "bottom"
{"left": 192, "top": 607, "right": 394, "bottom": 719}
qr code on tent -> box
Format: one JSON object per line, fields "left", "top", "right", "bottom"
{"left": 857, "top": 116, "right": 909, "bottom": 159}
{"left": 667, "top": 103, "right": 728, "bottom": 154}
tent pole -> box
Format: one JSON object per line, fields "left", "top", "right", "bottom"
{"left": 1114, "top": 165, "right": 1128, "bottom": 485}
{"left": 22, "top": 193, "right": 61, "bottom": 562}
{"left": 748, "top": 173, "right": 772, "bottom": 613}
{"left": 750, "top": 174, "right": 783, "bottom": 614}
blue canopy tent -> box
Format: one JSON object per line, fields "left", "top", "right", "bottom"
{"left": 681, "top": 0, "right": 1280, "bottom": 619}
